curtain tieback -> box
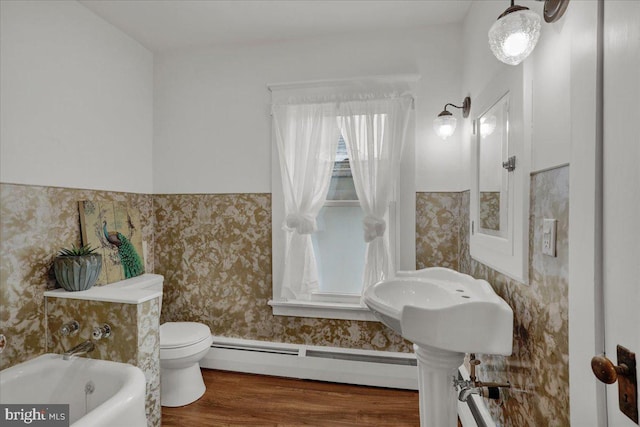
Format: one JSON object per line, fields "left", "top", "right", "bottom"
{"left": 363, "top": 216, "right": 386, "bottom": 243}
{"left": 284, "top": 213, "right": 317, "bottom": 234}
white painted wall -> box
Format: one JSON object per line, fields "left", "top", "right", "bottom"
{"left": 153, "top": 25, "right": 464, "bottom": 194}
{"left": 0, "top": 0, "right": 154, "bottom": 193}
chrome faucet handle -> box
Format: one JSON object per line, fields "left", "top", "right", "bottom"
{"left": 60, "top": 320, "right": 80, "bottom": 336}
{"left": 0, "top": 334, "right": 6, "bottom": 353}
{"left": 92, "top": 324, "right": 111, "bottom": 340}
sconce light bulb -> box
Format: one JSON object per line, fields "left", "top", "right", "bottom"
{"left": 434, "top": 115, "right": 457, "bottom": 140}
{"left": 503, "top": 31, "right": 529, "bottom": 57}
{"left": 488, "top": 7, "right": 541, "bottom": 66}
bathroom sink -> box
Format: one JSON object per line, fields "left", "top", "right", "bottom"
{"left": 364, "top": 267, "right": 513, "bottom": 355}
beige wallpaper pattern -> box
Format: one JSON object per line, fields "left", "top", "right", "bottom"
{"left": 415, "top": 192, "right": 461, "bottom": 271}
{"left": 137, "top": 298, "right": 161, "bottom": 427}
{"left": 2, "top": 169, "right": 569, "bottom": 426}
{"left": 153, "top": 193, "right": 411, "bottom": 352}
{"left": 0, "top": 183, "right": 154, "bottom": 370}
{"left": 479, "top": 191, "right": 501, "bottom": 231}
{"left": 46, "top": 297, "right": 161, "bottom": 427}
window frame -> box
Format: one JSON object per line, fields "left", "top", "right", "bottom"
{"left": 269, "top": 89, "right": 416, "bottom": 321}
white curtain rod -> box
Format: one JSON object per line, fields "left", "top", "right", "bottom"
{"left": 269, "top": 97, "right": 415, "bottom": 116}
{"left": 266, "top": 73, "right": 421, "bottom": 92}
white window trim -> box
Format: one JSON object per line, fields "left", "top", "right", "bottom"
{"left": 268, "top": 299, "right": 378, "bottom": 321}
{"left": 269, "top": 76, "right": 416, "bottom": 321}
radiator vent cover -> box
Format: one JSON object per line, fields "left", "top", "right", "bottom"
{"left": 211, "top": 342, "right": 298, "bottom": 355}
{"left": 306, "top": 349, "right": 417, "bottom": 366}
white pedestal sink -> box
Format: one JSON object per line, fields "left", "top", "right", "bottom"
{"left": 363, "top": 267, "right": 513, "bottom": 427}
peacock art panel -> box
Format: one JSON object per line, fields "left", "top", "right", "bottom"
{"left": 79, "top": 201, "right": 145, "bottom": 285}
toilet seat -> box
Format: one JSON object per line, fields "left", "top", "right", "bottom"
{"left": 160, "top": 322, "right": 213, "bottom": 360}
{"left": 160, "top": 322, "right": 211, "bottom": 349}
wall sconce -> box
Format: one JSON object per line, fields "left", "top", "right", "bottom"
{"left": 488, "top": 0, "right": 570, "bottom": 66}
{"left": 433, "top": 97, "right": 471, "bottom": 140}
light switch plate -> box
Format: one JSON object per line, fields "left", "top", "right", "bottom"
{"left": 542, "top": 219, "right": 557, "bottom": 257}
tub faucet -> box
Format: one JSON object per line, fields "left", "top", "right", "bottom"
{"left": 457, "top": 383, "right": 502, "bottom": 402}
{"left": 458, "top": 383, "right": 481, "bottom": 402}
{"left": 454, "top": 354, "right": 511, "bottom": 402}
{"left": 63, "top": 340, "right": 95, "bottom": 360}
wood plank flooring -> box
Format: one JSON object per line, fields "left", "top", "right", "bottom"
{"left": 161, "top": 368, "right": 420, "bottom": 426}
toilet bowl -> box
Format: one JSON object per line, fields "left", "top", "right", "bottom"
{"left": 160, "top": 322, "right": 213, "bottom": 407}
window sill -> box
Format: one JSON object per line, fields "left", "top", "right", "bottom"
{"left": 268, "top": 299, "right": 379, "bottom": 321}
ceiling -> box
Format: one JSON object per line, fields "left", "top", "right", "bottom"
{"left": 79, "top": 0, "right": 472, "bottom": 52}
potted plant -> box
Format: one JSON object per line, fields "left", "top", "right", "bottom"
{"left": 53, "top": 244, "right": 102, "bottom": 292}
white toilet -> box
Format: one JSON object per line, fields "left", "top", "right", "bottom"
{"left": 160, "top": 321, "right": 213, "bottom": 407}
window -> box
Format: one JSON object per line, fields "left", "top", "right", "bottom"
{"left": 268, "top": 78, "right": 417, "bottom": 321}
{"left": 311, "top": 136, "right": 366, "bottom": 302}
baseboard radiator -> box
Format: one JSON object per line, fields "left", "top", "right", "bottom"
{"left": 201, "top": 336, "right": 419, "bottom": 390}
{"left": 201, "top": 336, "right": 494, "bottom": 426}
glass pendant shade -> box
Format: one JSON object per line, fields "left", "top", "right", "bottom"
{"left": 488, "top": 7, "right": 541, "bottom": 66}
{"left": 434, "top": 114, "right": 457, "bottom": 140}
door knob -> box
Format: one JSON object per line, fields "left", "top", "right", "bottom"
{"left": 591, "top": 355, "right": 630, "bottom": 384}
{"left": 591, "top": 345, "right": 638, "bottom": 423}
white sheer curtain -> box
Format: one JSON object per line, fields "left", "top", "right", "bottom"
{"left": 338, "top": 97, "right": 412, "bottom": 298}
{"left": 272, "top": 103, "right": 340, "bottom": 299}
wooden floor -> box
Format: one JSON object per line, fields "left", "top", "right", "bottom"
{"left": 162, "top": 368, "right": 420, "bottom": 426}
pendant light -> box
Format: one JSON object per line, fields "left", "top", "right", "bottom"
{"left": 488, "top": 0, "right": 542, "bottom": 66}
{"left": 488, "top": 0, "right": 571, "bottom": 66}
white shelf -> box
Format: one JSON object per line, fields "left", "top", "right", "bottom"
{"left": 44, "top": 273, "right": 163, "bottom": 304}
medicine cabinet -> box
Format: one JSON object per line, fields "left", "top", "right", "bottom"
{"left": 470, "top": 66, "right": 530, "bottom": 284}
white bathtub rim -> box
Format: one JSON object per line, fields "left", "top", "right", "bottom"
{"left": 0, "top": 353, "right": 147, "bottom": 427}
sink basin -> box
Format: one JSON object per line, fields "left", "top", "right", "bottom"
{"left": 364, "top": 267, "right": 513, "bottom": 355}
{"left": 0, "top": 354, "right": 147, "bottom": 427}
{"left": 364, "top": 268, "right": 514, "bottom": 426}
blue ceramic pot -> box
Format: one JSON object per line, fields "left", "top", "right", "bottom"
{"left": 53, "top": 254, "right": 102, "bottom": 291}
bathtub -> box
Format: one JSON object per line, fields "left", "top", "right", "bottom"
{"left": 0, "top": 354, "right": 147, "bottom": 427}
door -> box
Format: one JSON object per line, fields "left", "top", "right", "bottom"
{"left": 601, "top": 0, "right": 640, "bottom": 425}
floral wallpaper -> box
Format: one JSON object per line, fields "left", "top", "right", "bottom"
{"left": 0, "top": 183, "right": 154, "bottom": 371}
{"left": 2, "top": 165, "right": 569, "bottom": 427}
{"left": 479, "top": 191, "right": 501, "bottom": 231}
{"left": 415, "top": 192, "right": 462, "bottom": 271}
{"left": 153, "top": 193, "right": 411, "bottom": 352}
{"left": 46, "top": 297, "right": 161, "bottom": 427}
{"left": 137, "top": 298, "right": 161, "bottom": 427}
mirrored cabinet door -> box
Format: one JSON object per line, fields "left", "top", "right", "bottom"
{"left": 477, "top": 93, "right": 509, "bottom": 237}
{"left": 470, "top": 65, "right": 530, "bottom": 284}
